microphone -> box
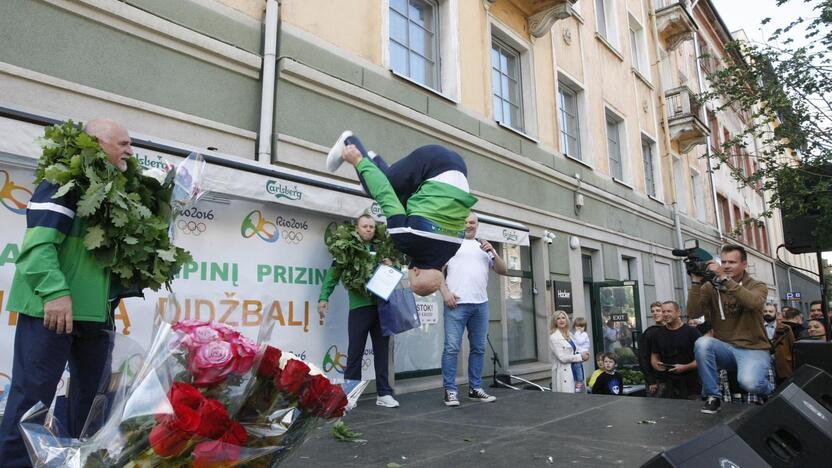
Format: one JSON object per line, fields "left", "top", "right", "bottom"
{"left": 476, "top": 238, "right": 495, "bottom": 260}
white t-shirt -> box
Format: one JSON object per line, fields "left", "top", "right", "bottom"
{"left": 445, "top": 239, "right": 492, "bottom": 304}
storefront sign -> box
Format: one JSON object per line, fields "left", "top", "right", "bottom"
{"left": 554, "top": 281, "right": 573, "bottom": 315}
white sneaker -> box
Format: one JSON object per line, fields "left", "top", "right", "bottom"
{"left": 326, "top": 130, "right": 353, "bottom": 172}
{"left": 376, "top": 395, "right": 400, "bottom": 408}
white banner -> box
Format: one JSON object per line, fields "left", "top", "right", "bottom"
{"left": 0, "top": 159, "right": 378, "bottom": 389}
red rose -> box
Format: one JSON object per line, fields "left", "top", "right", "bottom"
{"left": 191, "top": 440, "right": 241, "bottom": 468}
{"left": 298, "top": 374, "right": 330, "bottom": 412}
{"left": 169, "top": 382, "right": 205, "bottom": 410}
{"left": 223, "top": 421, "right": 248, "bottom": 446}
{"left": 149, "top": 419, "right": 191, "bottom": 458}
{"left": 195, "top": 399, "right": 231, "bottom": 439}
{"left": 257, "top": 346, "right": 282, "bottom": 379}
{"left": 319, "top": 384, "right": 348, "bottom": 419}
{"left": 155, "top": 402, "right": 201, "bottom": 433}
{"left": 231, "top": 335, "right": 258, "bottom": 375}
{"left": 275, "top": 359, "right": 310, "bottom": 395}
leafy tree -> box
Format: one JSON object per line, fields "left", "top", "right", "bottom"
{"left": 700, "top": 0, "right": 832, "bottom": 251}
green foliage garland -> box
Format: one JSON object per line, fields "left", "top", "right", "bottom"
{"left": 35, "top": 120, "right": 191, "bottom": 291}
{"left": 324, "top": 221, "right": 404, "bottom": 293}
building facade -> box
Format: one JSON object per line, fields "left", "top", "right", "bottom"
{"left": 0, "top": 0, "right": 820, "bottom": 393}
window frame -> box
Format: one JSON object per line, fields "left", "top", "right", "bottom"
{"left": 595, "top": 0, "right": 621, "bottom": 49}
{"left": 491, "top": 37, "right": 525, "bottom": 132}
{"left": 605, "top": 108, "right": 627, "bottom": 182}
{"left": 388, "top": 0, "right": 441, "bottom": 90}
{"left": 641, "top": 134, "right": 657, "bottom": 198}
{"left": 690, "top": 169, "right": 707, "bottom": 222}
{"left": 488, "top": 19, "right": 539, "bottom": 139}
{"left": 558, "top": 81, "right": 582, "bottom": 161}
{"left": 628, "top": 13, "right": 649, "bottom": 78}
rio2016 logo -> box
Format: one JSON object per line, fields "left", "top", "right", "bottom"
{"left": 0, "top": 169, "right": 33, "bottom": 215}
{"left": 241, "top": 210, "right": 279, "bottom": 243}
{"left": 323, "top": 344, "right": 347, "bottom": 374}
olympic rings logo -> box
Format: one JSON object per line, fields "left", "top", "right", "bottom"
{"left": 322, "top": 345, "right": 347, "bottom": 374}
{"left": 177, "top": 219, "right": 207, "bottom": 235}
{"left": 241, "top": 210, "right": 279, "bottom": 243}
{"left": 282, "top": 229, "right": 304, "bottom": 244}
{"left": 0, "top": 169, "right": 33, "bottom": 215}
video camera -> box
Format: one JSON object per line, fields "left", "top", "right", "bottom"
{"left": 672, "top": 240, "right": 727, "bottom": 291}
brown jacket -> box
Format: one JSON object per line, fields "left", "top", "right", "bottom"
{"left": 686, "top": 272, "right": 769, "bottom": 350}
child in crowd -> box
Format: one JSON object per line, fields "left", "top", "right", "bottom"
{"left": 591, "top": 353, "right": 624, "bottom": 396}
{"left": 572, "top": 317, "right": 591, "bottom": 392}
{"left": 587, "top": 353, "right": 606, "bottom": 392}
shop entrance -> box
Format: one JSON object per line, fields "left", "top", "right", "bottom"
{"left": 590, "top": 281, "right": 642, "bottom": 370}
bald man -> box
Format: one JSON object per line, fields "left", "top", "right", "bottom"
{"left": 0, "top": 119, "right": 135, "bottom": 466}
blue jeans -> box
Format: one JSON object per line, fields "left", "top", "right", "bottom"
{"left": 442, "top": 302, "right": 489, "bottom": 392}
{"left": 572, "top": 362, "right": 585, "bottom": 392}
{"left": 694, "top": 336, "right": 773, "bottom": 398}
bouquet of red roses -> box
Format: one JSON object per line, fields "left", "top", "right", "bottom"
{"left": 20, "top": 320, "right": 359, "bottom": 467}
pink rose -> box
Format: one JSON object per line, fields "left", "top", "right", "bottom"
{"left": 210, "top": 322, "right": 240, "bottom": 340}
{"left": 231, "top": 335, "right": 259, "bottom": 375}
{"left": 190, "top": 341, "right": 236, "bottom": 386}
{"left": 191, "top": 326, "right": 220, "bottom": 345}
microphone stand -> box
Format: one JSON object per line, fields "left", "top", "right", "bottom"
{"left": 486, "top": 334, "right": 550, "bottom": 391}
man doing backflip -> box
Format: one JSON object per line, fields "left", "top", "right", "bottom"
{"left": 327, "top": 131, "right": 477, "bottom": 296}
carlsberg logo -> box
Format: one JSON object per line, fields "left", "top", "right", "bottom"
{"left": 266, "top": 180, "right": 302, "bottom": 201}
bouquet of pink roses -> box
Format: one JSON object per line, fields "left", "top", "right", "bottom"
{"left": 20, "top": 320, "right": 359, "bottom": 467}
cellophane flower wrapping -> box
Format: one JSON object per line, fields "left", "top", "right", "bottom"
{"left": 20, "top": 320, "right": 366, "bottom": 467}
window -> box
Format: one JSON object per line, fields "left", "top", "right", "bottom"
{"left": 691, "top": 170, "right": 706, "bottom": 221}
{"left": 708, "top": 113, "right": 720, "bottom": 150}
{"left": 744, "top": 216, "right": 754, "bottom": 246}
{"left": 558, "top": 82, "right": 582, "bottom": 160}
{"left": 760, "top": 223, "right": 768, "bottom": 255}
{"left": 629, "top": 14, "right": 648, "bottom": 76}
{"left": 505, "top": 244, "right": 537, "bottom": 364}
{"left": 389, "top": 0, "right": 440, "bottom": 89}
{"left": 717, "top": 194, "right": 731, "bottom": 234}
{"left": 641, "top": 136, "right": 657, "bottom": 197}
{"left": 673, "top": 156, "right": 687, "bottom": 213}
{"left": 732, "top": 205, "right": 742, "bottom": 239}
{"left": 659, "top": 47, "right": 673, "bottom": 91}
{"left": 754, "top": 223, "right": 762, "bottom": 251}
{"left": 606, "top": 110, "right": 624, "bottom": 180}
{"left": 595, "top": 0, "right": 619, "bottom": 48}
{"left": 621, "top": 256, "right": 638, "bottom": 281}
{"left": 491, "top": 38, "right": 524, "bottom": 132}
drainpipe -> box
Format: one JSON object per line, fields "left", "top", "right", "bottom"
{"left": 674, "top": 206, "right": 689, "bottom": 300}
{"left": 257, "top": 0, "right": 280, "bottom": 163}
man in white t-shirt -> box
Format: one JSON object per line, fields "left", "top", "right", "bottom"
{"left": 439, "top": 213, "right": 507, "bottom": 406}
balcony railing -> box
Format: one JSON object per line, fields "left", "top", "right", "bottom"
{"left": 665, "top": 86, "right": 709, "bottom": 153}
{"left": 654, "top": 0, "right": 697, "bottom": 50}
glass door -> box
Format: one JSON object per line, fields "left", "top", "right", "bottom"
{"left": 590, "top": 281, "right": 642, "bottom": 369}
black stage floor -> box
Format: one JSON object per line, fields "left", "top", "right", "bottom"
{"left": 283, "top": 385, "right": 749, "bottom": 467}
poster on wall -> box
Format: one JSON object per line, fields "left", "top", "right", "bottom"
{"left": 554, "top": 281, "right": 573, "bottom": 315}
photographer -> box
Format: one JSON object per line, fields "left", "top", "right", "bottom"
{"left": 686, "top": 245, "right": 772, "bottom": 414}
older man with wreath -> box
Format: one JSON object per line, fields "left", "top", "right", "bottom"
{"left": 0, "top": 120, "right": 138, "bottom": 466}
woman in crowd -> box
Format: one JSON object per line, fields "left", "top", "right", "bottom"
{"left": 802, "top": 319, "right": 828, "bottom": 341}
{"left": 549, "top": 310, "right": 589, "bottom": 393}
{"left": 318, "top": 214, "right": 399, "bottom": 408}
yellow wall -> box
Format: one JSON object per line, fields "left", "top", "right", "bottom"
{"left": 280, "top": 0, "right": 383, "bottom": 64}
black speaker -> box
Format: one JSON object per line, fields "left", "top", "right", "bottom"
{"left": 641, "top": 424, "right": 770, "bottom": 467}
{"left": 735, "top": 383, "right": 832, "bottom": 467}
{"left": 794, "top": 342, "right": 832, "bottom": 377}
{"left": 784, "top": 364, "right": 832, "bottom": 414}
{"left": 780, "top": 164, "right": 832, "bottom": 254}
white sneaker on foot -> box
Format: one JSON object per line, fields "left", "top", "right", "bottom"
{"left": 376, "top": 395, "right": 400, "bottom": 408}
{"left": 326, "top": 130, "right": 353, "bottom": 172}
